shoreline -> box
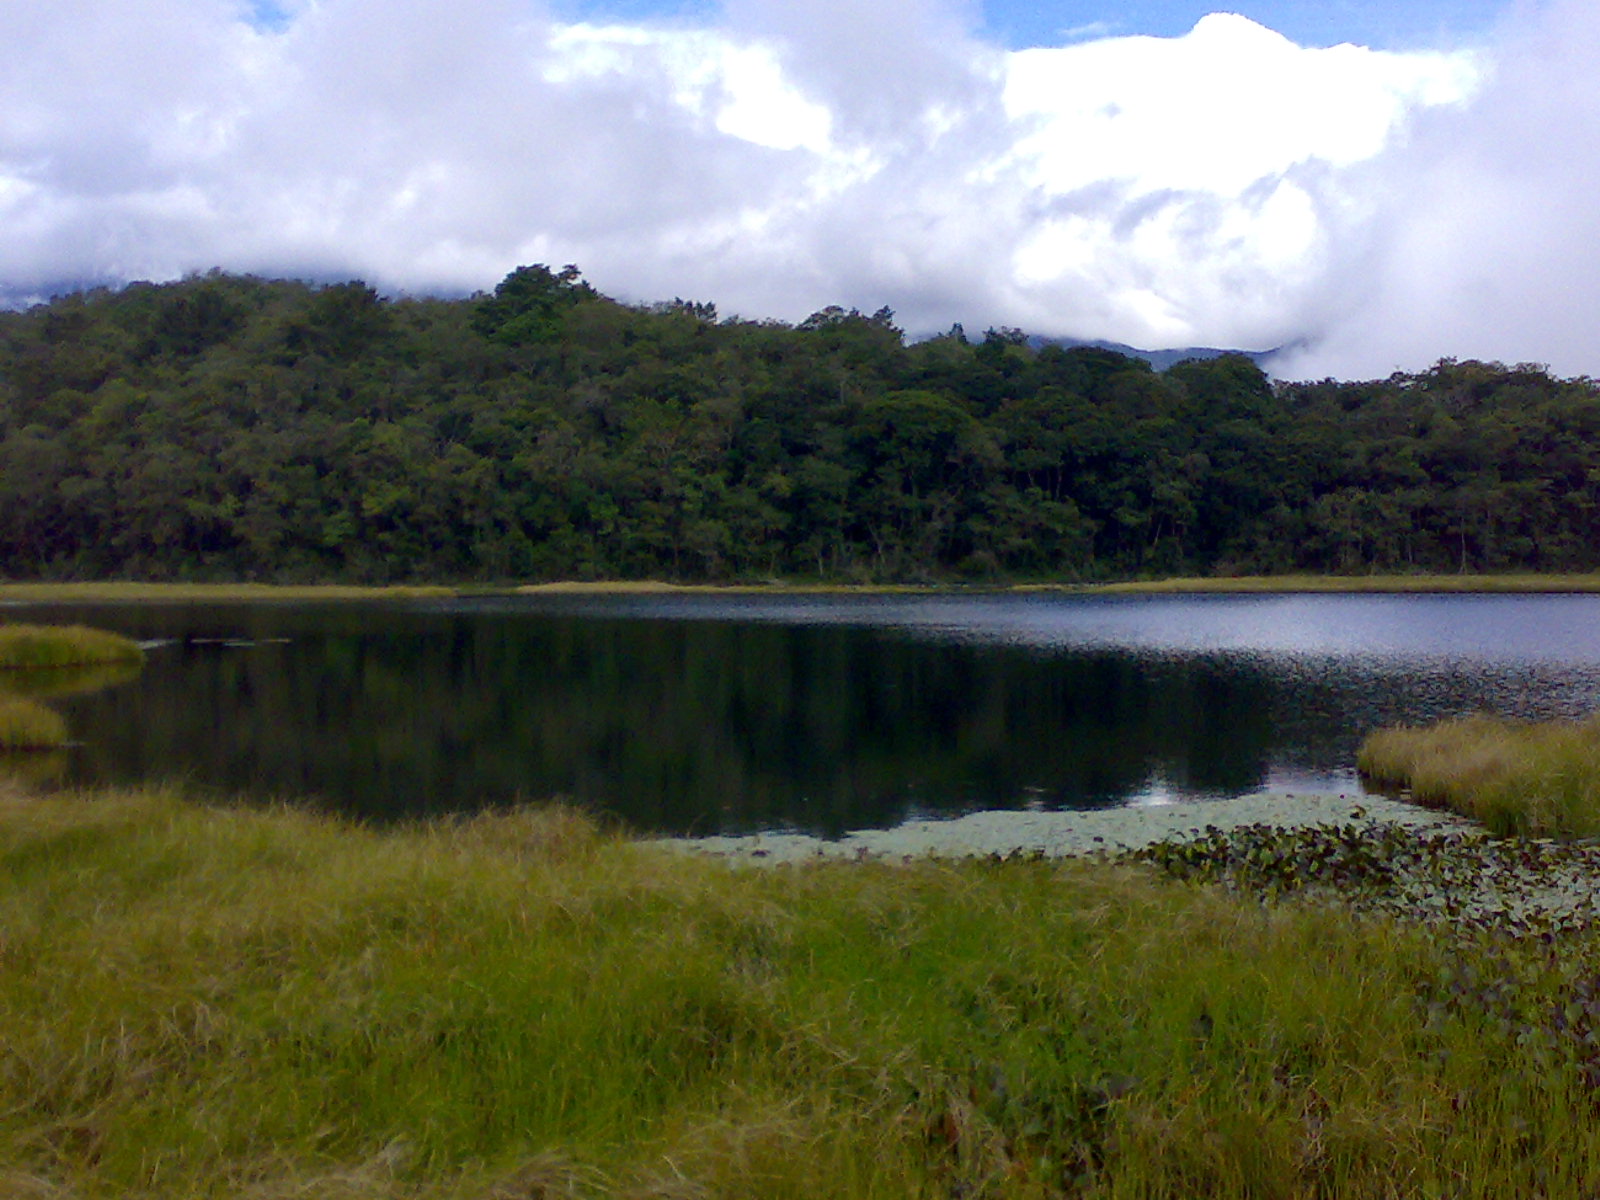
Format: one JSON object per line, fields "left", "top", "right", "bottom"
{"left": 0, "top": 581, "right": 458, "bottom": 603}
{"left": 1080, "top": 572, "right": 1600, "bottom": 594}
{"left": 664, "top": 790, "right": 1475, "bottom": 864}
{"left": 8, "top": 572, "right": 1600, "bottom": 604}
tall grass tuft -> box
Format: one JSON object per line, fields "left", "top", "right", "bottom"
{"left": 1359, "top": 712, "right": 1600, "bottom": 838}
{"left": 0, "top": 697, "right": 68, "bottom": 750}
{"left": 0, "top": 624, "right": 144, "bottom": 671}
{"left": 7, "top": 788, "right": 1600, "bottom": 1196}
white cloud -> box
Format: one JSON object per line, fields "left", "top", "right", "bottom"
{"left": 0, "top": 0, "right": 1529, "bottom": 373}
{"left": 1005, "top": 15, "right": 1475, "bottom": 194}
{"left": 1278, "top": 0, "right": 1600, "bottom": 379}
{"left": 989, "top": 13, "right": 1481, "bottom": 347}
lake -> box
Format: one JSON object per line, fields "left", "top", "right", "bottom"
{"left": 7, "top": 591, "right": 1600, "bottom": 836}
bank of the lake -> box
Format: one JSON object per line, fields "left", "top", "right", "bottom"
{"left": 13, "top": 572, "right": 1600, "bottom": 605}
{"left": 523, "top": 572, "right": 1600, "bottom": 596}
{"left": 0, "top": 581, "right": 460, "bottom": 603}
{"left": 1082, "top": 572, "right": 1600, "bottom": 594}
{"left": 6, "top": 783, "right": 1600, "bottom": 1199}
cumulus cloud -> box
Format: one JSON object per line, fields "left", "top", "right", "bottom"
{"left": 992, "top": 13, "right": 1477, "bottom": 348}
{"left": 1, "top": 0, "right": 1551, "bottom": 376}
{"left": 1278, "top": 0, "right": 1600, "bottom": 379}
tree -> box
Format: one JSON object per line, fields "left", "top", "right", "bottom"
{"left": 471, "top": 265, "right": 594, "bottom": 347}
{"left": 284, "top": 282, "right": 393, "bottom": 361}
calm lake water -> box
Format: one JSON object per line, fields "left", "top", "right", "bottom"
{"left": 8, "top": 592, "right": 1600, "bottom": 836}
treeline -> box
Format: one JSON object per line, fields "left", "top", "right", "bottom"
{"left": 1, "top": 267, "right": 1597, "bottom": 583}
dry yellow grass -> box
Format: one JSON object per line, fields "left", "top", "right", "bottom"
{"left": 1358, "top": 713, "right": 1600, "bottom": 837}
{"left": 0, "top": 582, "right": 458, "bottom": 602}
{"left": 515, "top": 579, "right": 935, "bottom": 595}
{"left": 521, "top": 573, "right": 1600, "bottom": 596}
{"left": 1086, "top": 573, "right": 1600, "bottom": 594}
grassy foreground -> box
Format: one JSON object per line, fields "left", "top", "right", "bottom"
{"left": 1359, "top": 713, "right": 1600, "bottom": 839}
{"left": 6, "top": 790, "right": 1600, "bottom": 1198}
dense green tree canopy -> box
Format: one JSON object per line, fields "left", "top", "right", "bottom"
{"left": 1, "top": 268, "right": 1596, "bottom": 584}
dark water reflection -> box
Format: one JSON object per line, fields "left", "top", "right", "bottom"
{"left": 9, "top": 593, "right": 1600, "bottom": 836}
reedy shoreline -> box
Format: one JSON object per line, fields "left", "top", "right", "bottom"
{"left": 1359, "top": 713, "right": 1600, "bottom": 839}
{"left": 9, "top": 571, "right": 1600, "bottom": 604}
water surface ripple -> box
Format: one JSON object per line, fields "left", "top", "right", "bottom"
{"left": 9, "top": 592, "right": 1600, "bottom": 836}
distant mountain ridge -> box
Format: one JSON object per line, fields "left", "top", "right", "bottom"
{"left": 1029, "top": 335, "right": 1283, "bottom": 372}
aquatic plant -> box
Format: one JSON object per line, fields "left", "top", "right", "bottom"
{"left": 0, "top": 697, "right": 68, "bottom": 750}
{"left": 1119, "top": 819, "right": 1600, "bottom": 926}
{"left": 1358, "top": 713, "right": 1600, "bottom": 838}
{"left": 1124, "top": 820, "right": 1600, "bottom": 1123}
{"left": 0, "top": 623, "right": 144, "bottom": 670}
{"left": 1117, "top": 818, "right": 1600, "bottom": 953}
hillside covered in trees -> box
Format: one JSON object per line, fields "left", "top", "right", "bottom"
{"left": 1, "top": 268, "right": 1595, "bottom": 584}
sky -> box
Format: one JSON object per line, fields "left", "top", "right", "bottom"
{"left": 4, "top": 0, "right": 1599, "bottom": 379}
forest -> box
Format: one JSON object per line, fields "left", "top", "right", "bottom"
{"left": 0, "top": 266, "right": 1594, "bottom": 584}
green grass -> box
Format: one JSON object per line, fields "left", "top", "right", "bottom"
{"left": 5, "top": 789, "right": 1600, "bottom": 1197}
{"left": 0, "top": 697, "right": 68, "bottom": 749}
{"left": 1359, "top": 713, "right": 1600, "bottom": 839}
{"left": 0, "top": 624, "right": 145, "bottom": 670}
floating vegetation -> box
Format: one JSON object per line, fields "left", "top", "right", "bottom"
{"left": 1118, "top": 819, "right": 1600, "bottom": 931}
{"left": 1122, "top": 819, "right": 1600, "bottom": 1116}
{"left": 1357, "top": 713, "right": 1600, "bottom": 838}
{"left": 0, "top": 623, "right": 144, "bottom": 671}
{"left": 0, "top": 697, "right": 68, "bottom": 750}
